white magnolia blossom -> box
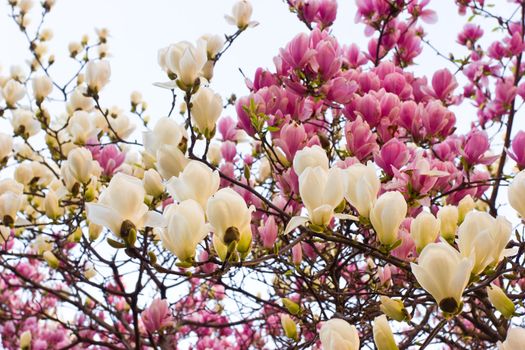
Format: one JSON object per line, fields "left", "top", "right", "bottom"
{"left": 156, "top": 144, "right": 189, "bottom": 180}
{"left": 106, "top": 110, "right": 135, "bottom": 139}
{"left": 44, "top": 189, "right": 63, "bottom": 220}
{"left": 319, "top": 318, "right": 360, "bottom": 350}
{"left": 410, "top": 211, "right": 440, "bottom": 253}
{"left": 32, "top": 75, "right": 53, "bottom": 101}
{"left": 0, "top": 132, "right": 13, "bottom": 161}
{"left": 200, "top": 33, "right": 225, "bottom": 59}
{"left": 68, "top": 86, "right": 94, "bottom": 112}
{"left": 373, "top": 315, "right": 398, "bottom": 350}
{"left": 344, "top": 162, "right": 380, "bottom": 218}
{"left": 0, "top": 191, "right": 23, "bottom": 225}
{"left": 299, "top": 166, "right": 344, "bottom": 227}
{"left": 2, "top": 79, "right": 25, "bottom": 107}
{"left": 63, "top": 147, "right": 100, "bottom": 185}
{"left": 457, "top": 211, "right": 514, "bottom": 275}
{"left": 190, "top": 86, "right": 222, "bottom": 135}
{"left": 11, "top": 109, "right": 41, "bottom": 137}
{"left": 437, "top": 205, "right": 459, "bottom": 242}
{"left": 225, "top": 0, "right": 258, "bottom": 29}
{"left": 163, "top": 40, "right": 207, "bottom": 87}
{"left": 86, "top": 173, "right": 164, "bottom": 237}
{"left": 161, "top": 199, "right": 210, "bottom": 262}
{"left": 85, "top": 60, "right": 111, "bottom": 93}
{"left": 370, "top": 191, "right": 407, "bottom": 247}
{"left": 143, "top": 169, "right": 164, "bottom": 197}
{"left": 498, "top": 327, "right": 525, "bottom": 350}
{"left": 207, "top": 142, "right": 222, "bottom": 166}
{"left": 509, "top": 170, "right": 525, "bottom": 218}
{"left": 411, "top": 242, "right": 474, "bottom": 314}
{"left": 167, "top": 160, "right": 219, "bottom": 210}
{"left": 143, "top": 116, "right": 187, "bottom": 156}
{"left": 68, "top": 111, "right": 98, "bottom": 144}
{"left": 206, "top": 188, "right": 254, "bottom": 254}
{"left": 292, "top": 145, "right": 329, "bottom": 176}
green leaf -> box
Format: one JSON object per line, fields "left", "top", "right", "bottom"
{"left": 107, "top": 238, "right": 126, "bottom": 249}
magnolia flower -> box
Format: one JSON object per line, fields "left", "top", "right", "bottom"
{"left": 68, "top": 111, "right": 97, "bottom": 144}
{"left": 161, "top": 199, "right": 209, "bottom": 262}
{"left": 167, "top": 160, "right": 219, "bottom": 210}
{"left": 1, "top": 79, "right": 25, "bottom": 107}
{"left": 319, "top": 318, "right": 360, "bottom": 350}
{"left": 68, "top": 86, "right": 94, "bottom": 112}
{"left": 64, "top": 147, "right": 100, "bottom": 184}
{"left": 86, "top": 173, "right": 164, "bottom": 239}
{"left": 457, "top": 211, "right": 513, "bottom": 275}
{"left": 143, "top": 117, "right": 187, "bottom": 157}
{"left": 370, "top": 191, "right": 407, "bottom": 248}
{"left": 206, "top": 188, "right": 254, "bottom": 254}
{"left": 225, "top": 0, "right": 258, "bottom": 29}
{"left": 458, "top": 195, "right": 475, "bottom": 223}
{"left": 509, "top": 170, "right": 525, "bottom": 218}
{"left": 437, "top": 205, "right": 458, "bottom": 243}
{"left": 44, "top": 189, "right": 63, "bottom": 220}
{"left": 156, "top": 144, "right": 189, "bottom": 180}
{"left": 190, "top": 86, "right": 222, "bottom": 136}
{"left": 373, "top": 315, "right": 399, "bottom": 350}
{"left": 410, "top": 211, "right": 440, "bottom": 253}
{"left": 164, "top": 40, "right": 207, "bottom": 88}
{"left": 0, "top": 132, "right": 13, "bottom": 162}
{"left": 85, "top": 60, "right": 111, "bottom": 93}
{"left": 299, "top": 166, "right": 344, "bottom": 227}
{"left": 498, "top": 327, "right": 525, "bottom": 350}
{"left": 143, "top": 169, "right": 164, "bottom": 197}
{"left": 200, "top": 34, "right": 224, "bottom": 59}
{"left": 11, "top": 109, "right": 41, "bottom": 138}
{"left": 487, "top": 284, "right": 515, "bottom": 318}
{"left": 32, "top": 75, "right": 53, "bottom": 101}
{"left": 379, "top": 296, "right": 409, "bottom": 322}
{"left": 280, "top": 314, "right": 298, "bottom": 340}
{"left": 344, "top": 162, "right": 380, "bottom": 218}
{"left": 292, "top": 145, "right": 328, "bottom": 176}
{"left": 411, "top": 242, "right": 473, "bottom": 314}
{"left": 141, "top": 298, "right": 174, "bottom": 334}
{"left": 0, "top": 191, "right": 23, "bottom": 226}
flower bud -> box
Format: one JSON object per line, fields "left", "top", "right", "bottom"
{"left": 161, "top": 199, "right": 209, "bottom": 262}
{"left": 225, "top": 0, "right": 258, "bottom": 29}
{"left": 43, "top": 251, "right": 59, "bottom": 269}
{"left": 32, "top": 75, "right": 53, "bottom": 102}
{"left": 190, "top": 86, "right": 222, "bottom": 137}
{"left": 0, "top": 133, "right": 13, "bottom": 163}
{"left": 487, "top": 284, "right": 515, "bottom": 318}
{"left": 280, "top": 314, "right": 298, "bottom": 340}
{"left": 509, "top": 130, "right": 525, "bottom": 170}
{"left": 207, "top": 142, "right": 222, "bottom": 166}
{"left": 458, "top": 195, "right": 475, "bottom": 223}
{"left": 143, "top": 169, "right": 164, "bottom": 197}
{"left": 20, "top": 330, "right": 31, "bottom": 349}
{"left": 410, "top": 211, "right": 439, "bottom": 253}
{"left": 373, "top": 315, "right": 399, "bottom": 350}
{"left": 282, "top": 298, "right": 300, "bottom": 315}
{"left": 344, "top": 162, "right": 380, "bottom": 218}
{"left": 85, "top": 60, "right": 111, "bottom": 93}
{"left": 370, "top": 191, "right": 407, "bottom": 248}
{"left": 319, "top": 318, "right": 360, "bottom": 350}
{"left": 1, "top": 79, "right": 25, "bottom": 107}
{"left": 437, "top": 205, "right": 458, "bottom": 243}
{"left": 44, "top": 189, "right": 63, "bottom": 220}
{"left": 380, "top": 296, "right": 409, "bottom": 322}
{"left": 84, "top": 267, "right": 97, "bottom": 280}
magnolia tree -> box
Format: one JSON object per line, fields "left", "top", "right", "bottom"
{"left": 3, "top": 0, "right": 525, "bottom": 349}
